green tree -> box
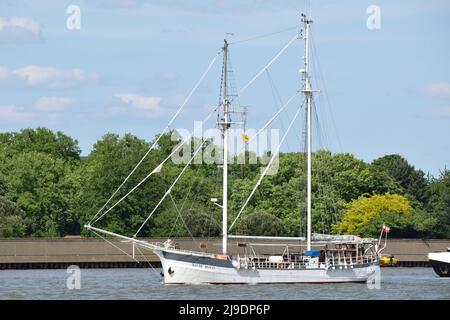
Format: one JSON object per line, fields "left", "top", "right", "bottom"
{"left": 427, "top": 170, "right": 450, "bottom": 237}
{"left": 333, "top": 193, "right": 413, "bottom": 236}
{"left": 0, "top": 126, "right": 446, "bottom": 239}
{"left": 236, "top": 211, "right": 285, "bottom": 236}
{"left": 73, "top": 133, "right": 169, "bottom": 236}
{"left": 372, "top": 154, "right": 429, "bottom": 204}
{"left": 0, "top": 127, "right": 81, "bottom": 161}
{"left": 0, "top": 152, "right": 74, "bottom": 236}
{"left": 0, "top": 196, "right": 30, "bottom": 237}
{"left": 152, "top": 203, "right": 221, "bottom": 238}
{"left": 333, "top": 193, "right": 436, "bottom": 237}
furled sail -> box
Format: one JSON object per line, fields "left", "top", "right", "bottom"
{"left": 312, "top": 233, "right": 375, "bottom": 243}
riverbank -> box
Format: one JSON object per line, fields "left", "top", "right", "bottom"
{"left": 1, "top": 238, "right": 449, "bottom": 269}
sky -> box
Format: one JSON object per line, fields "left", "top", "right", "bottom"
{"left": 0, "top": 0, "right": 449, "bottom": 176}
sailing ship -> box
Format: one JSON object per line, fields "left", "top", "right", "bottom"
{"left": 85, "top": 12, "right": 381, "bottom": 284}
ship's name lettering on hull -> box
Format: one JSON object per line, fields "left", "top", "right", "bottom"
{"left": 192, "top": 263, "right": 215, "bottom": 269}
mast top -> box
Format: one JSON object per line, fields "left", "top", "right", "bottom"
{"left": 301, "top": 12, "right": 313, "bottom": 24}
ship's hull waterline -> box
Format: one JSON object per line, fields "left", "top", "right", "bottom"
{"left": 155, "top": 250, "right": 379, "bottom": 284}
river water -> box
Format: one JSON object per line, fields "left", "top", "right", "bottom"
{"left": 0, "top": 267, "right": 449, "bottom": 300}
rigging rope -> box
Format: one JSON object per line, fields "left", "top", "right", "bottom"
{"left": 92, "top": 106, "right": 219, "bottom": 224}
{"left": 89, "top": 51, "right": 221, "bottom": 225}
{"left": 310, "top": 28, "right": 342, "bottom": 152}
{"left": 169, "top": 193, "right": 200, "bottom": 248}
{"left": 90, "top": 34, "right": 299, "bottom": 235}
{"left": 266, "top": 69, "right": 298, "bottom": 151}
{"left": 91, "top": 230, "right": 138, "bottom": 262}
{"left": 309, "top": 28, "right": 344, "bottom": 230}
{"left": 133, "top": 137, "right": 209, "bottom": 237}
{"left": 237, "top": 34, "right": 297, "bottom": 97}
{"left": 133, "top": 244, "right": 162, "bottom": 279}
{"left": 229, "top": 26, "right": 298, "bottom": 45}
{"left": 168, "top": 172, "right": 197, "bottom": 238}
{"left": 235, "top": 92, "right": 300, "bottom": 157}
{"left": 228, "top": 101, "right": 304, "bottom": 232}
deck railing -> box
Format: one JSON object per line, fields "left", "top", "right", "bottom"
{"left": 236, "top": 254, "right": 378, "bottom": 270}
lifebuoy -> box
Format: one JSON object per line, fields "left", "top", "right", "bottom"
{"left": 277, "top": 262, "right": 285, "bottom": 269}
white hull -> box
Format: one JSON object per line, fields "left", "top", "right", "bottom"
{"left": 155, "top": 249, "right": 379, "bottom": 284}
{"left": 428, "top": 251, "right": 450, "bottom": 277}
{"left": 428, "top": 252, "right": 450, "bottom": 264}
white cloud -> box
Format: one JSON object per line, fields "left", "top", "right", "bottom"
{"left": 0, "top": 16, "right": 42, "bottom": 43}
{"left": 0, "top": 65, "right": 98, "bottom": 89}
{"left": 113, "top": 93, "right": 166, "bottom": 117}
{"left": 0, "top": 97, "right": 76, "bottom": 125}
{"left": 0, "top": 105, "right": 33, "bottom": 123}
{"left": 34, "top": 96, "right": 74, "bottom": 112}
{"left": 422, "top": 82, "right": 450, "bottom": 98}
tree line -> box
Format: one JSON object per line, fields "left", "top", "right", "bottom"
{"left": 0, "top": 127, "right": 449, "bottom": 239}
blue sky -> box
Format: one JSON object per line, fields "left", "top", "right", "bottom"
{"left": 0, "top": 0, "right": 449, "bottom": 176}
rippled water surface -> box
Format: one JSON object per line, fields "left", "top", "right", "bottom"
{"left": 0, "top": 267, "right": 449, "bottom": 300}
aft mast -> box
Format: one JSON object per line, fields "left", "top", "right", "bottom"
{"left": 301, "top": 13, "right": 313, "bottom": 251}
{"left": 222, "top": 39, "right": 230, "bottom": 255}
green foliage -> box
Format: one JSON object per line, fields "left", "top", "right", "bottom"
{"left": 333, "top": 193, "right": 411, "bottom": 236}
{"left": 71, "top": 133, "right": 163, "bottom": 237}
{"left": 333, "top": 193, "right": 437, "bottom": 238}
{"left": 0, "top": 127, "right": 80, "bottom": 161}
{"left": 372, "top": 155, "right": 429, "bottom": 204}
{"left": 0, "top": 127, "right": 448, "bottom": 238}
{"left": 236, "top": 211, "right": 285, "bottom": 236}
{"left": 427, "top": 170, "right": 450, "bottom": 237}
{"left": 0, "top": 152, "right": 75, "bottom": 236}
{"left": 152, "top": 203, "right": 221, "bottom": 237}
{"left": 0, "top": 196, "right": 30, "bottom": 237}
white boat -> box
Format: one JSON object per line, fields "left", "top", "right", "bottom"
{"left": 428, "top": 249, "right": 450, "bottom": 277}
{"left": 85, "top": 11, "right": 381, "bottom": 285}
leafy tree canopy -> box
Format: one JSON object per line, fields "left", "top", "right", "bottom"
{"left": 333, "top": 193, "right": 413, "bottom": 237}
{"left": 372, "top": 154, "right": 429, "bottom": 204}
{"left": 0, "top": 127, "right": 81, "bottom": 161}
{"left": 427, "top": 170, "right": 450, "bottom": 237}
{"left": 1, "top": 127, "right": 449, "bottom": 239}
{"left": 0, "top": 152, "right": 74, "bottom": 236}
{"left": 0, "top": 196, "right": 30, "bottom": 237}
{"left": 236, "top": 211, "right": 286, "bottom": 236}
